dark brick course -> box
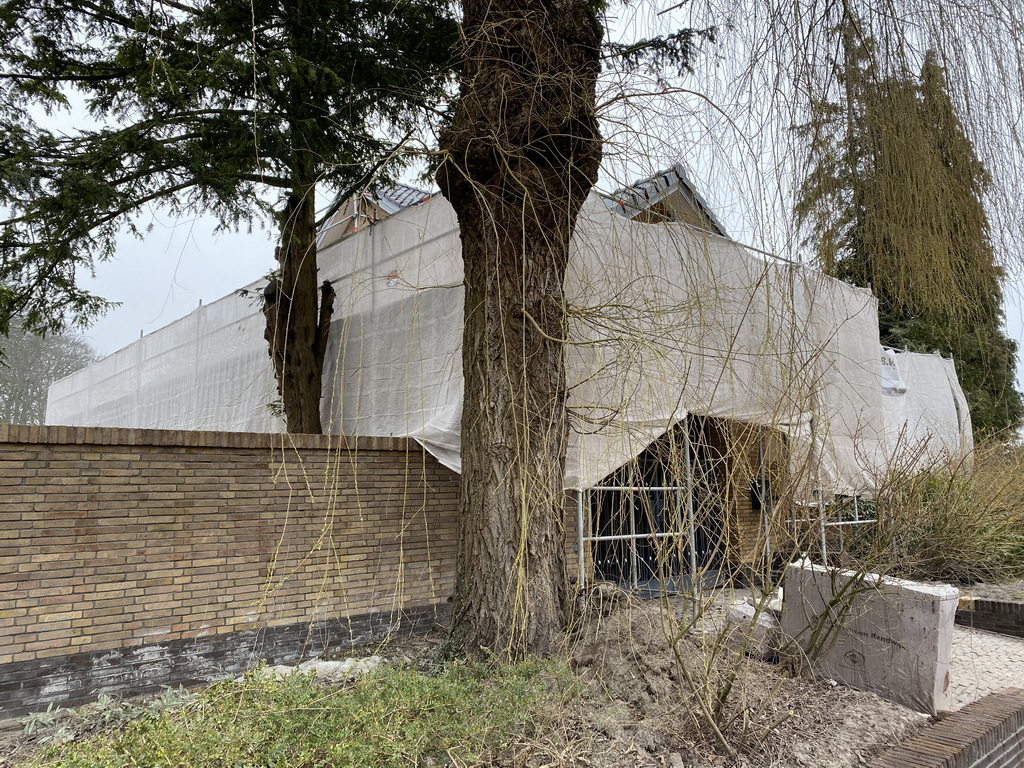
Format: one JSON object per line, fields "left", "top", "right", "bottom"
{"left": 866, "top": 688, "right": 1024, "bottom": 768}
{"left": 955, "top": 597, "right": 1024, "bottom": 640}
{"left": 0, "top": 604, "right": 447, "bottom": 720}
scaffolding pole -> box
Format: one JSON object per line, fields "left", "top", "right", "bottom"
{"left": 628, "top": 491, "right": 638, "bottom": 590}
{"left": 758, "top": 433, "right": 772, "bottom": 577}
{"left": 683, "top": 415, "right": 697, "bottom": 587}
{"left": 576, "top": 489, "right": 585, "bottom": 587}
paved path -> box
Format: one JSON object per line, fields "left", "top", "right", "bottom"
{"left": 948, "top": 625, "right": 1024, "bottom": 708}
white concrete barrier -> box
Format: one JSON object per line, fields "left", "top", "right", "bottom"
{"left": 781, "top": 561, "right": 959, "bottom": 714}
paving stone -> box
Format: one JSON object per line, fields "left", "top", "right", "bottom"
{"left": 948, "top": 627, "right": 1024, "bottom": 709}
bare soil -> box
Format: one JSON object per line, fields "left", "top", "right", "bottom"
{"left": 504, "top": 598, "right": 927, "bottom": 768}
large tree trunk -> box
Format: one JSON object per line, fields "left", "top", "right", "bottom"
{"left": 437, "top": 0, "right": 603, "bottom": 658}
{"left": 263, "top": 158, "right": 334, "bottom": 434}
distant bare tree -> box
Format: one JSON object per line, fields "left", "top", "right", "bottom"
{"left": 0, "top": 322, "right": 99, "bottom": 424}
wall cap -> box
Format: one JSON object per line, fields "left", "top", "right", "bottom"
{"left": 0, "top": 423, "right": 418, "bottom": 452}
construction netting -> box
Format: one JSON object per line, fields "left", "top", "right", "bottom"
{"left": 46, "top": 194, "right": 972, "bottom": 494}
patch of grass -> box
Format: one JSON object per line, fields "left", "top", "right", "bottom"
{"left": 27, "top": 660, "right": 567, "bottom": 768}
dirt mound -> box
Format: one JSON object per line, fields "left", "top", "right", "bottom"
{"left": 523, "top": 595, "right": 928, "bottom": 768}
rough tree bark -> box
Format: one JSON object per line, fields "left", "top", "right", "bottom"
{"left": 262, "top": 159, "right": 335, "bottom": 435}
{"left": 437, "top": 0, "right": 603, "bottom": 657}
{"left": 260, "top": 3, "right": 336, "bottom": 436}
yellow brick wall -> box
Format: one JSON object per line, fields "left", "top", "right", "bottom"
{"left": 0, "top": 424, "right": 459, "bottom": 665}
{"left": 702, "top": 419, "right": 787, "bottom": 571}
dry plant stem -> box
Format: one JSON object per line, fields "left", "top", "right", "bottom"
{"left": 437, "top": 0, "right": 603, "bottom": 658}
{"left": 752, "top": 709, "right": 794, "bottom": 751}
{"left": 671, "top": 579, "right": 785, "bottom": 754}
{"left": 718, "top": 604, "right": 789, "bottom": 749}
{"left": 670, "top": 639, "right": 737, "bottom": 757}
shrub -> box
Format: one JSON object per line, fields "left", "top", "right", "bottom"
{"left": 844, "top": 442, "right": 1024, "bottom": 583}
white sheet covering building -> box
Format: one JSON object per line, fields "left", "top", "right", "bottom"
{"left": 46, "top": 169, "right": 972, "bottom": 496}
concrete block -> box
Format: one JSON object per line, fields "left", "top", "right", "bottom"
{"left": 782, "top": 561, "right": 958, "bottom": 714}
{"left": 725, "top": 600, "right": 781, "bottom": 661}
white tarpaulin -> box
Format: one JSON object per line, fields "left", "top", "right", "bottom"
{"left": 559, "top": 197, "right": 887, "bottom": 493}
{"left": 881, "top": 349, "right": 973, "bottom": 471}
{"left": 46, "top": 193, "right": 968, "bottom": 493}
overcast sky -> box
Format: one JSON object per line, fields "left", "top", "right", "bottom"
{"left": 79, "top": 215, "right": 275, "bottom": 356}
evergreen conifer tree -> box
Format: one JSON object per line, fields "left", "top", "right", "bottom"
{"left": 0, "top": 0, "right": 457, "bottom": 432}
{"left": 797, "top": 27, "right": 1022, "bottom": 437}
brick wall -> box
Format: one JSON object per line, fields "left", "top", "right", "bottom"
{"left": 0, "top": 424, "right": 459, "bottom": 717}
{"left": 703, "top": 419, "right": 785, "bottom": 569}
{"left": 956, "top": 596, "right": 1024, "bottom": 639}
{"left": 866, "top": 688, "right": 1024, "bottom": 768}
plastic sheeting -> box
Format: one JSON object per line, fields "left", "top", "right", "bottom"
{"left": 880, "top": 349, "right": 973, "bottom": 471}
{"left": 46, "top": 194, "right": 970, "bottom": 493}
{"left": 559, "top": 197, "right": 888, "bottom": 493}
{"left": 47, "top": 289, "right": 283, "bottom": 434}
